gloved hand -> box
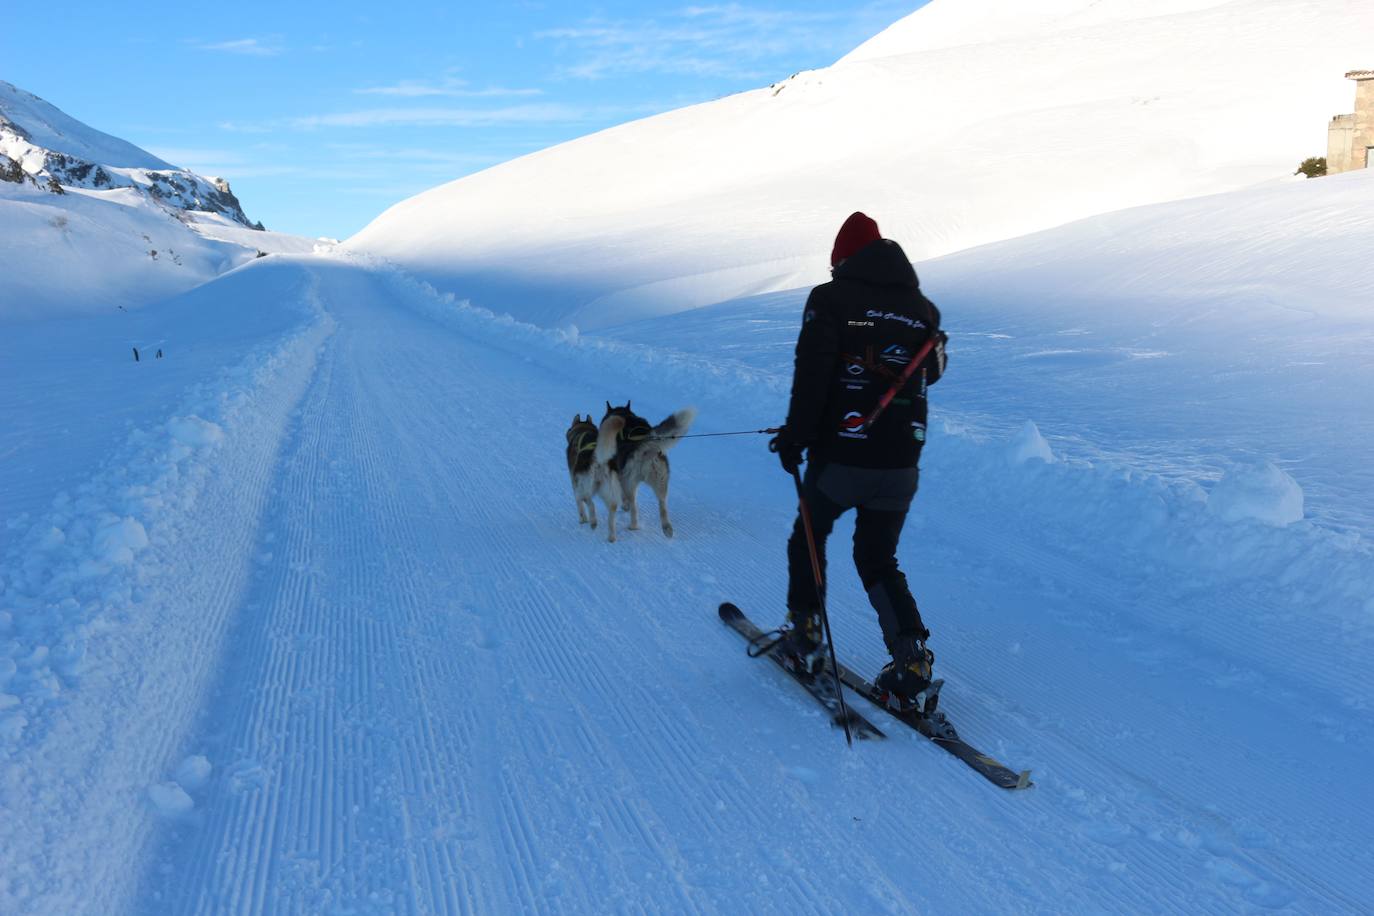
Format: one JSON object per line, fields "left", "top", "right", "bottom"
{"left": 769, "top": 431, "right": 805, "bottom": 475}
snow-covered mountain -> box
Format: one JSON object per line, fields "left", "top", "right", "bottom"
{"left": 0, "top": 81, "right": 317, "bottom": 321}
{"left": 346, "top": 0, "right": 1373, "bottom": 330}
{"left": 1, "top": 81, "right": 252, "bottom": 225}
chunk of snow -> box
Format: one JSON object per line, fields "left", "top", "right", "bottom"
{"left": 92, "top": 517, "right": 149, "bottom": 564}
{"left": 1207, "top": 461, "right": 1303, "bottom": 527}
{"left": 168, "top": 416, "right": 224, "bottom": 447}
{"left": 175, "top": 755, "right": 212, "bottom": 791}
{"left": 148, "top": 781, "right": 195, "bottom": 817}
{"left": 0, "top": 714, "right": 27, "bottom": 742}
{"left": 1009, "top": 421, "right": 1055, "bottom": 464}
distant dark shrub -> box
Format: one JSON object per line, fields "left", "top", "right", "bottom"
{"left": 1295, "top": 157, "right": 1327, "bottom": 178}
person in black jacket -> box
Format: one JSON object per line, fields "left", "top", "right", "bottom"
{"left": 770, "top": 211, "right": 947, "bottom": 710}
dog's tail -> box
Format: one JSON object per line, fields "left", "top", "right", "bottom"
{"left": 648, "top": 407, "right": 698, "bottom": 453}
{"left": 595, "top": 415, "right": 625, "bottom": 464}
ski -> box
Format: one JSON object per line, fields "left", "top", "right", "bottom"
{"left": 718, "top": 602, "right": 884, "bottom": 740}
{"left": 836, "top": 661, "right": 1033, "bottom": 790}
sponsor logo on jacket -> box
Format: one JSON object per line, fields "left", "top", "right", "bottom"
{"left": 867, "top": 310, "right": 927, "bottom": 330}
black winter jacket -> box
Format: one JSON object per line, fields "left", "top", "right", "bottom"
{"left": 783, "top": 238, "right": 944, "bottom": 470}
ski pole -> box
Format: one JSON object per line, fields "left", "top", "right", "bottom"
{"left": 791, "top": 467, "right": 855, "bottom": 748}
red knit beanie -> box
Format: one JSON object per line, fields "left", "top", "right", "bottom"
{"left": 830, "top": 211, "right": 881, "bottom": 267}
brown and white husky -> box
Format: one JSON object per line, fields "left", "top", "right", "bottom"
{"left": 565, "top": 413, "right": 626, "bottom": 542}
{"left": 601, "top": 401, "right": 697, "bottom": 538}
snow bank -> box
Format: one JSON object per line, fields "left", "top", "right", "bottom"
{"left": 0, "top": 265, "right": 334, "bottom": 914}
{"left": 918, "top": 167, "right": 1374, "bottom": 536}
{"left": 0, "top": 272, "right": 332, "bottom": 760}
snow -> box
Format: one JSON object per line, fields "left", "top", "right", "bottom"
{"left": 92, "top": 517, "right": 149, "bottom": 565}
{"left": 173, "top": 755, "right": 212, "bottom": 792}
{"left": 0, "top": 181, "right": 313, "bottom": 322}
{"left": 0, "top": 80, "right": 312, "bottom": 323}
{"left": 1008, "top": 421, "right": 1055, "bottom": 465}
{"left": 0, "top": 81, "right": 173, "bottom": 171}
{"left": 3, "top": 1, "right": 1373, "bottom": 912}
{"left": 0, "top": 236, "right": 1370, "bottom": 909}
{"left": 346, "top": 0, "right": 1374, "bottom": 330}
{"left": 166, "top": 417, "right": 224, "bottom": 448}
{"left": 1208, "top": 461, "right": 1305, "bottom": 527}
{"left": 147, "top": 783, "right": 195, "bottom": 819}
{"left": 842, "top": 0, "right": 1239, "bottom": 61}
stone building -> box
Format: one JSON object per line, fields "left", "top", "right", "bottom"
{"left": 1328, "top": 70, "right": 1374, "bottom": 174}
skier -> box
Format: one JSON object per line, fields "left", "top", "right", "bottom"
{"left": 769, "top": 211, "right": 947, "bottom": 711}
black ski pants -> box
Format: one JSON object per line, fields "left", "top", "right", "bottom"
{"left": 786, "top": 461, "right": 928, "bottom": 655}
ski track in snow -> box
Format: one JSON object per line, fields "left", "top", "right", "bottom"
{"left": 2, "top": 257, "right": 1369, "bottom": 913}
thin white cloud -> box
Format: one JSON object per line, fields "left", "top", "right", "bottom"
{"left": 355, "top": 80, "right": 543, "bottom": 99}
{"left": 537, "top": 2, "right": 918, "bottom": 79}
{"left": 194, "top": 37, "right": 284, "bottom": 57}
{"left": 289, "top": 104, "right": 584, "bottom": 129}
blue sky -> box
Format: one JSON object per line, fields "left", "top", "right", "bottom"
{"left": 5, "top": 1, "right": 927, "bottom": 239}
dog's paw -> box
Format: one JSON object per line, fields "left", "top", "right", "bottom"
{"left": 662, "top": 523, "right": 674, "bottom": 539}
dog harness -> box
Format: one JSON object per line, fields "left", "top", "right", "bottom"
{"left": 619, "top": 420, "right": 653, "bottom": 443}
{"left": 567, "top": 427, "right": 597, "bottom": 454}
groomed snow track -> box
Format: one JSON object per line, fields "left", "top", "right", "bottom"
{"left": 2, "top": 256, "right": 1369, "bottom": 914}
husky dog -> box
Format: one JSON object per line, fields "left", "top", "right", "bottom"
{"left": 601, "top": 401, "right": 697, "bottom": 538}
{"left": 566, "top": 413, "right": 626, "bottom": 542}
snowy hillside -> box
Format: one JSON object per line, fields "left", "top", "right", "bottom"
{"left": 0, "top": 81, "right": 314, "bottom": 321}
{"left": 0, "top": 80, "right": 174, "bottom": 171}
{"left": 347, "top": 0, "right": 1374, "bottom": 329}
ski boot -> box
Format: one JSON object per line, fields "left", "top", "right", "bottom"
{"left": 875, "top": 636, "right": 938, "bottom": 714}
{"left": 776, "top": 610, "right": 827, "bottom": 677}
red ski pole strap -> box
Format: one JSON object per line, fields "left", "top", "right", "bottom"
{"left": 841, "top": 332, "right": 940, "bottom": 432}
